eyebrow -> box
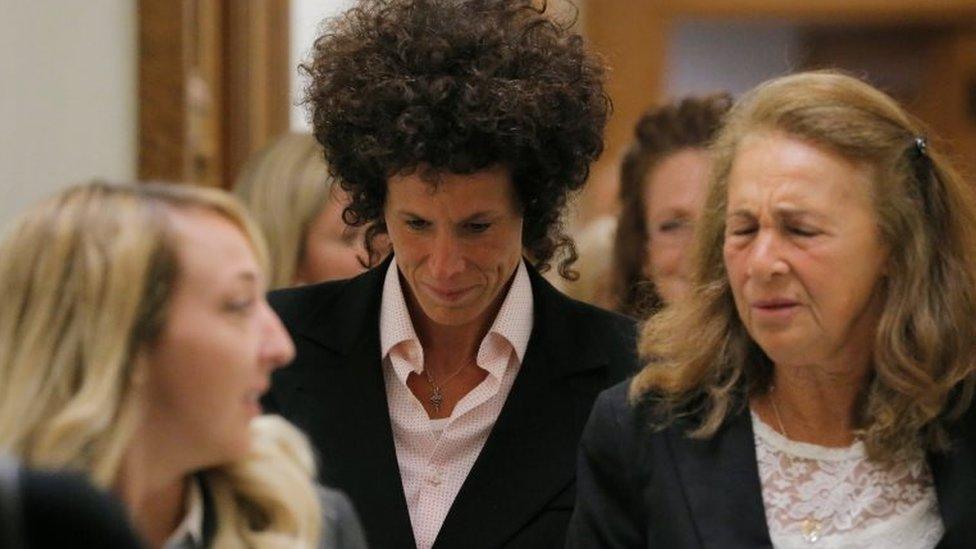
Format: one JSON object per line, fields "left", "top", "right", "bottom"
{"left": 396, "top": 210, "right": 499, "bottom": 222}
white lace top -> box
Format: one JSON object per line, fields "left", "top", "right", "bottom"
{"left": 751, "top": 412, "right": 944, "bottom": 548}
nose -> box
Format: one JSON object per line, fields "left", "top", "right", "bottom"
{"left": 258, "top": 301, "right": 295, "bottom": 372}
{"left": 427, "top": 230, "right": 466, "bottom": 281}
{"left": 746, "top": 230, "right": 789, "bottom": 281}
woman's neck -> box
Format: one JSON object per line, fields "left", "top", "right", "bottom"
{"left": 757, "top": 359, "right": 871, "bottom": 447}
{"left": 115, "top": 436, "right": 191, "bottom": 548}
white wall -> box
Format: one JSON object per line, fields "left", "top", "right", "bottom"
{"left": 0, "top": 0, "right": 136, "bottom": 228}
{"left": 290, "top": 0, "right": 355, "bottom": 131}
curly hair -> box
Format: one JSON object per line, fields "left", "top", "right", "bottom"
{"left": 631, "top": 71, "right": 976, "bottom": 463}
{"left": 301, "top": 0, "right": 610, "bottom": 278}
{"left": 611, "top": 93, "right": 731, "bottom": 318}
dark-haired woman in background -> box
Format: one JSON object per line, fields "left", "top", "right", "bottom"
{"left": 610, "top": 94, "right": 731, "bottom": 318}
{"left": 569, "top": 71, "right": 976, "bottom": 548}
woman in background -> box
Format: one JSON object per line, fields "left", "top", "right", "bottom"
{"left": 570, "top": 72, "right": 976, "bottom": 548}
{"left": 0, "top": 182, "right": 366, "bottom": 548}
{"left": 234, "top": 133, "right": 373, "bottom": 289}
{"left": 610, "top": 94, "right": 731, "bottom": 317}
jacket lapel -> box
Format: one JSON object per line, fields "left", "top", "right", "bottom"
{"left": 930, "top": 408, "right": 976, "bottom": 548}
{"left": 666, "top": 405, "right": 772, "bottom": 548}
{"left": 434, "top": 268, "right": 612, "bottom": 548}
{"left": 280, "top": 256, "right": 416, "bottom": 548}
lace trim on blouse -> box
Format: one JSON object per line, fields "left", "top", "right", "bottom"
{"left": 751, "top": 411, "right": 944, "bottom": 548}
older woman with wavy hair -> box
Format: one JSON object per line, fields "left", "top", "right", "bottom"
{"left": 569, "top": 71, "right": 976, "bottom": 548}
{"left": 0, "top": 182, "right": 365, "bottom": 548}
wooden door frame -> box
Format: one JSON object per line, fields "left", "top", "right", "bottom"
{"left": 138, "top": 0, "right": 290, "bottom": 188}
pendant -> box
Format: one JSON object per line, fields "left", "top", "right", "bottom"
{"left": 800, "top": 518, "right": 822, "bottom": 543}
{"left": 429, "top": 386, "right": 443, "bottom": 411}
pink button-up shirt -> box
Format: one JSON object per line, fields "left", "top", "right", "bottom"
{"left": 379, "top": 258, "right": 533, "bottom": 549}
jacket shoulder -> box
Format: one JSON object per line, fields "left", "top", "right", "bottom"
{"left": 269, "top": 280, "right": 350, "bottom": 321}
{"left": 560, "top": 295, "right": 641, "bottom": 378}
{"left": 316, "top": 485, "right": 368, "bottom": 549}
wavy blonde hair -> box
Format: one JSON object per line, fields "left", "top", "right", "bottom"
{"left": 0, "top": 181, "right": 322, "bottom": 546}
{"left": 631, "top": 71, "right": 976, "bottom": 462}
{"left": 234, "top": 133, "right": 337, "bottom": 289}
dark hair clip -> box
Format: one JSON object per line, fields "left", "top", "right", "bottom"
{"left": 913, "top": 136, "right": 928, "bottom": 159}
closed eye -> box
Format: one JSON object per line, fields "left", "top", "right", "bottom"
{"left": 727, "top": 225, "right": 757, "bottom": 236}
{"left": 464, "top": 222, "right": 492, "bottom": 234}
{"left": 659, "top": 219, "right": 690, "bottom": 233}
{"left": 406, "top": 218, "right": 431, "bottom": 231}
{"left": 224, "top": 298, "right": 256, "bottom": 314}
{"left": 787, "top": 225, "right": 821, "bottom": 237}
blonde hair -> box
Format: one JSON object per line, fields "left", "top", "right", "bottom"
{"left": 631, "top": 71, "right": 976, "bottom": 462}
{"left": 234, "top": 133, "right": 337, "bottom": 289}
{"left": 0, "top": 181, "right": 322, "bottom": 546}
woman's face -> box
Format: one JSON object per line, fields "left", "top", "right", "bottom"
{"left": 723, "top": 132, "right": 888, "bottom": 369}
{"left": 142, "top": 208, "right": 295, "bottom": 469}
{"left": 294, "top": 190, "right": 369, "bottom": 284}
{"left": 643, "top": 148, "right": 711, "bottom": 304}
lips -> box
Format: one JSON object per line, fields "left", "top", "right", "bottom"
{"left": 753, "top": 298, "right": 799, "bottom": 309}
{"left": 750, "top": 298, "right": 800, "bottom": 321}
{"left": 423, "top": 283, "right": 473, "bottom": 303}
{"left": 244, "top": 382, "right": 269, "bottom": 416}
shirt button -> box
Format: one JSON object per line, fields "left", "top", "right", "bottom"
{"left": 427, "top": 469, "right": 443, "bottom": 486}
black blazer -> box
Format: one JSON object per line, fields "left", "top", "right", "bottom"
{"left": 567, "top": 381, "right": 976, "bottom": 549}
{"left": 265, "top": 257, "right": 638, "bottom": 549}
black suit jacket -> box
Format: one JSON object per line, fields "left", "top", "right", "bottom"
{"left": 265, "top": 257, "right": 638, "bottom": 548}
{"left": 567, "top": 380, "right": 976, "bottom": 548}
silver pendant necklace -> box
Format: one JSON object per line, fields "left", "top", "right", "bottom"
{"left": 423, "top": 362, "right": 469, "bottom": 412}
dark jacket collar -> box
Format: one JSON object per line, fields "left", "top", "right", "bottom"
{"left": 664, "top": 396, "right": 976, "bottom": 549}
{"left": 284, "top": 255, "right": 631, "bottom": 548}
{"left": 294, "top": 254, "right": 612, "bottom": 380}
{"left": 664, "top": 400, "right": 773, "bottom": 548}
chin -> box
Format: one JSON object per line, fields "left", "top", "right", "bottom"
{"left": 423, "top": 306, "right": 483, "bottom": 326}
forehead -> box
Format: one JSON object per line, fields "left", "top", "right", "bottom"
{"left": 726, "top": 131, "right": 876, "bottom": 211}
{"left": 644, "top": 148, "right": 710, "bottom": 211}
{"left": 385, "top": 166, "right": 518, "bottom": 215}
{"left": 167, "top": 207, "right": 260, "bottom": 286}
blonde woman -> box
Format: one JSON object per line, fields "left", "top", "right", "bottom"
{"left": 569, "top": 72, "right": 976, "bottom": 547}
{"left": 234, "top": 133, "right": 373, "bottom": 289}
{"left": 0, "top": 182, "right": 366, "bottom": 548}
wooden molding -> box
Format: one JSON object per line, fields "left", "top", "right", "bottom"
{"left": 583, "top": 0, "right": 667, "bottom": 221}
{"left": 138, "top": 0, "right": 290, "bottom": 188}
{"left": 657, "top": 0, "right": 976, "bottom": 23}
{"left": 138, "top": 0, "right": 188, "bottom": 183}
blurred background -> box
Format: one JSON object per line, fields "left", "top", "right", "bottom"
{"left": 2, "top": 0, "right": 974, "bottom": 230}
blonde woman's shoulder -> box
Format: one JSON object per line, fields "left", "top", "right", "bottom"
{"left": 316, "top": 485, "right": 368, "bottom": 549}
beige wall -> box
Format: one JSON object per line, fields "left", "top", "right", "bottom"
{"left": 0, "top": 0, "right": 136, "bottom": 230}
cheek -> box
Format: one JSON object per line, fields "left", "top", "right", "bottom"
{"left": 648, "top": 240, "right": 680, "bottom": 276}
{"left": 722, "top": 247, "right": 747, "bottom": 292}
{"left": 387, "top": 227, "right": 421, "bottom": 261}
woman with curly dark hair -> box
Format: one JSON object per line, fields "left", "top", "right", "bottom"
{"left": 264, "top": 1, "right": 638, "bottom": 548}
{"left": 611, "top": 93, "right": 732, "bottom": 318}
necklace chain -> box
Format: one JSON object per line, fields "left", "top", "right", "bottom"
{"left": 766, "top": 386, "right": 860, "bottom": 545}
{"left": 423, "top": 361, "right": 470, "bottom": 412}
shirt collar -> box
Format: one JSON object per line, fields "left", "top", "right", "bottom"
{"left": 163, "top": 476, "right": 204, "bottom": 548}
{"left": 379, "top": 257, "right": 534, "bottom": 377}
